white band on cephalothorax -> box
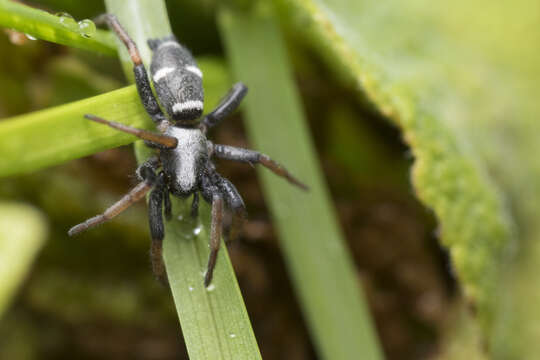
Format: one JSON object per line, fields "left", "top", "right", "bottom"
{"left": 172, "top": 100, "right": 204, "bottom": 114}
{"left": 153, "top": 67, "right": 175, "bottom": 82}
{"left": 185, "top": 65, "right": 203, "bottom": 78}
{"left": 159, "top": 41, "right": 181, "bottom": 49}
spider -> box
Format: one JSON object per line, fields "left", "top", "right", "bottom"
{"left": 68, "top": 14, "right": 307, "bottom": 286}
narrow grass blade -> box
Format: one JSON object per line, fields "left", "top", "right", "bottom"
{"left": 0, "top": 202, "right": 47, "bottom": 317}
{"left": 0, "top": 0, "right": 116, "bottom": 55}
{"left": 218, "top": 5, "right": 383, "bottom": 360}
{"left": 0, "top": 58, "right": 231, "bottom": 178}
{"left": 0, "top": 85, "right": 148, "bottom": 177}
{"left": 104, "top": 1, "right": 262, "bottom": 358}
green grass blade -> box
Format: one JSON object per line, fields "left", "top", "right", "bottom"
{"left": 218, "top": 5, "right": 383, "bottom": 360}
{"left": 0, "top": 85, "right": 149, "bottom": 177}
{"left": 0, "top": 0, "right": 116, "bottom": 55}
{"left": 0, "top": 58, "right": 232, "bottom": 178}
{"left": 103, "top": 1, "right": 261, "bottom": 358}
{"left": 0, "top": 202, "right": 47, "bottom": 317}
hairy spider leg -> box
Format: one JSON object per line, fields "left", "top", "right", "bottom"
{"left": 163, "top": 187, "right": 172, "bottom": 221}
{"left": 206, "top": 195, "right": 223, "bottom": 286}
{"left": 148, "top": 172, "right": 168, "bottom": 283}
{"left": 94, "top": 14, "right": 167, "bottom": 125}
{"left": 216, "top": 174, "right": 247, "bottom": 242}
{"left": 69, "top": 158, "right": 160, "bottom": 237}
{"left": 201, "top": 83, "right": 247, "bottom": 132}
{"left": 201, "top": 171, "right": 225, "bottom": 287}
{"left": 191, "top": 192, "right": 199, "bottom": 218}
{"left": 84, "top": 114, "right": 177, "bottom": 148}
{"left": 68, "top": 181, "right": 153, "bottom": 236}
{"left": 212, "top": 144, "right": 309, "bottom": 190}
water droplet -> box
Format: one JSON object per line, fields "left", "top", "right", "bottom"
{"left": 193, "top": 225, "right": 202, "bottom": 236}
{"left": 24, "top": 34, "right": 37, "bottom": 40}
{"left": 229, "top": 333, "right": 236, "bottom": 338}
{"left": 56, "top": 12, "right": 78, "bottom": 31}
{"left": 177, "top": 214, "right": 184, "bottom": 221}
{"left": 78, "top": 19, "right": 96, "bottom": 38}
{"left": 188, "top": 286, "right": 194, "bottom": 292}
{"left": 206, "top": 284, "right": 215, "bottom": 292}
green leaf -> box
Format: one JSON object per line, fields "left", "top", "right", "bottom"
{"left": 273, "top": 0, "right": 515, "bottom": 335}
{"left": 103, "top": 1, "right": 262, "bottom": 359}
{"left": 0, "top": 58, "right": 232, "bottom": 178}
{"left": 0, "top": 202, "right": 47, "bottom": 317}
{"left": 219, "top": 5, "right": 383, "bottom": 360}
{"left": 0, "top": 0, "right": 116, "bottom": 55}
{"left": 269, "top": 0, "right": 540, "bottom": 358}
{"left": 0, "top": 85, "right": 149, "bottom": 177}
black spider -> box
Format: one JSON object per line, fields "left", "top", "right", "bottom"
{"left": 68, "top": 14, "right": 307, "bottom": 286}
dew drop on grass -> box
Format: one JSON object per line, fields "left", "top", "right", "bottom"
{"left": 206, "top": 284, "right": 216, "bottom": 292}
{"left": 24, "top": 34, "right": 37, "bottom": 40}
{"left": 193, "top": 225, "right": 202, "bottom": 236}
{"left": 78, "top": 19, "right": 96, "bottom": 38}
{"left": 56, "top": 12, "right": 78, "bottom": 31}
{"left": 229, "top": 333, "right": 237, "bottom": 339}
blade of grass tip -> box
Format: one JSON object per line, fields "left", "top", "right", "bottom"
{"left": 0, "top": 202, "right": 47, "bottom": 318}
{"left": 218, "top": 4, "right": 383, "bottom": 360}
{"left": 0, "top": 0, "right": 116, "bottom": 55}
{"left": 104, "top": 1, "right": 261, "bottom": 359}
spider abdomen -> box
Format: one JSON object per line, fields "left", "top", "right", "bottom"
{"left": 149, "top": 37, "right": 204, "bottom": 123}
{"left": 161, "top": 127, "right": 207, "bottom": 196}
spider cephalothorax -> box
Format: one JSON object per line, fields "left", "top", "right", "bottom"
{"left": 68, "top": 14, "right": 307, "bottom": 286}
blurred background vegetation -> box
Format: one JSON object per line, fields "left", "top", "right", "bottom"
{"left": 1, "top": 0, "right": 539, "bottom": 359}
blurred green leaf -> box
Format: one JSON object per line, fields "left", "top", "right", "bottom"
{"left": 0, "top": 202, "right": 47, "bottom": 317}
{"left": 271, "top": 0, "right": 540, "bottom": 357}
{"left": 275, "top": 0, "right": 515, "bottom": 336}
{"left": 219, "top": 5, "right": 383, "bottom": 360}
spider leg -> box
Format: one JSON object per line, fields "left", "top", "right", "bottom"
{"left": 136, "top": 155, "right": 159, "bottom": 181}
{"left": 206, "top": 194, "right": 223, "bottom": 286}
{"left": 68, "top": 181, "right": 153, "bottom": 236}
{"left": 84, "top": 115, "right": 177, "bottom": 148}
{"left": 216, "top": 175, "right": 246, "bottom": 242}
{"left": 148, "top": 172, "right": 168, "bottom": 283}
{"left": 200, "top": 83, "right": 247, "bottom": 133}
{"left": 191, "top": 192, "right": 199, "bottom": 218}
{"left": 201, "top": 172, "right": 224, "bottom": 286}
{"left": 69, "top": 157, "right": 160, "bottom": 236}
{"left": 94, "top": 14, "right": 167, "bottom": 126}
{"left": 212, "top": 144, "right": 308, "bottom": 190}
{"left": 163, "top": 186, "right": 172, "bottom": 221}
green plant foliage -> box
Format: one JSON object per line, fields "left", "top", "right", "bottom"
{"left": 273, "top": 0, "right": 540, "bottom": 357}
{"left": 275, "top": 0, "right": 514, "bottom": 332}
{"left": 0, "top": 85, "right": 149, "bottom": 177}
{"left": 0, "top": 0, "right": 115, "bottom": 55}
{"left": 0, "top": 56, "right": 229, "bottom": 178}
{"left": 219, "top": 5, "right": 383, "bottom": 360}
{"left": 0, "top": 202, "right": 47, "bottom": 316}
{"left": 3, "top": 0, "right": 538, "bottom": 358}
